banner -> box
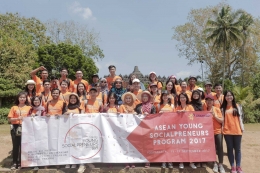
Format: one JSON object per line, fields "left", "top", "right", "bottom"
{"left": 21, "top": 112, "right": 216, "bottom": 167}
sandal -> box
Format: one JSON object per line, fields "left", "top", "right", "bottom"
{"left": 11, "top": 164, "right": 17, "bottom": 170}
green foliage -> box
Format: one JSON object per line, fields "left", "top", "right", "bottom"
{"left": 0, "top": 78, "right": 21, "bottom": 97}
{"left": 223, "top": 79, "right": 234, "bottom": 92}
{"left": 252, "top": 72, "right": 260, "bottom": 99}
{"left": 37, "top": 43, "right": 98, "bottom": 81}
{"left": 242, "top": 92, "right": 260, "bottom": 123}
{"left": 0, "top": 108, "right": 10, "bottom": 124}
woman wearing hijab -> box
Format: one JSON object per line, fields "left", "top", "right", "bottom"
{"left": 100, "top": 78, "right": 109, "bottom": 95}
{"left": 108, "top": 78, "right": 126, "bottom": 106}
{"left": 190, "top": 90, "right": 203, "bottom": 111}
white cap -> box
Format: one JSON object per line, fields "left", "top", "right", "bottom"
{"left": 197, "top": 87, "right": 204, "bottom": 92}
{"left": 25, "top": 80, "right": 36, "bottom": 85}
{"left": 149, "top": 71, "right": 157, "bottom": 76}
{"left": 132, "top": 78, "right": 140, "bottom": 83}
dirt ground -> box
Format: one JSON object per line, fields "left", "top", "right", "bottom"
{"left": 0, "top": 124, "right": 259, "bottom": 172}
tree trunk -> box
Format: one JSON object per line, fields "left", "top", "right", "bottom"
{"left": 222, "top": 41, "right": 226, "bottom": 90}
{"left": 242, "top": 32, "right": 246, "bottom": 87}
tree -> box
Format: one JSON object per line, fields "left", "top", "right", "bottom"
{"left": 37, "top": 43, "right": 98, "bottom": 81}
{"left": 204, "top": 6, "right": 243, "bottom": 89}
{"left": 45, "top": 20, "right": 104, "bottom": 61}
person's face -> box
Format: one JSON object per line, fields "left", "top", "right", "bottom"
{"left": 215, "top": 86, "right": 222, "bottom": 94}
{"left": 19, "top": 94, "right": 27, "bottom": 104}
{"left": 133, "top": 82, "right": 140, "bottom": 90}
{"left": 100, "top": 80, "right": 107, "bottom": 86}
{"left": 162, "top": 94, "right": 168, "bottom": 101}
{"left": 89, "top": 90, "right": 97, "bottom": 98}
{"left": 115, "top": 80, "right": 122, "bottom": 88}
{"left": 189, "top": 78, "right": 196, "bottom": 85}
{"left": 150, "top": 73, "right": 156, "bottom": 81}
{"left": 51, "top": 90, "right": 60, "bottom": 100}
{"left": 150, "top": 86, "right": 158, "bottom": 93}
{"left": 60, "top": 70, "right": 68, "bottom": 77}
{"left": 93, "top": 76, "right": 99, "bottom": 83}
{"left": 205, "top": 85, "right": 212, "bottom": 91}
{"left": 142, "top": 94, "right": 149, "bottom": 102}
{"left": 206, "top": 99, "right": 214, "bottom": 107}
{"left": 27, "top": 84, "right": 35, "bottom": 91}
{"left": 192, "top": 92, "right": 200, "bottom": 99}
{"left": 77, "top": 84, "right": 85, "bottom": 93}
{"left": 109, "top": 67, "right": 116, "bottom": 75}
{"left": 33, "top": 97, "right": 41, "bottom": 106}
{"left": 75, "top": 71, "right": 83, "bottom": 79}
{"left": 61, "top": 82, "right": 68, "bottom": 89}
{"left": 131, "top": 75, "right": 136, "bottom": 81}
{"left": 181, "top": 82, "right": 187, "bottom": 90}
{"left": 96, "top": 86, "right": 101, "bottom": 92}
{"left": 225, "top": 92, "right": 233, "bottom": 103}
{"left": 43, "top": 82, "right": 50, "bottom": 90}
{"left": 166, "top": 82, "right": 173, "bottom": 91}
{"left": 170, "top": 77, "right": 176, "bottom": 83}
{"left": 180, "top": 94, "right": 187, "bottom": 104}
{"left": 125, "top": 95, "right": 132, "bottom": 104}
{"left": 41, "top": 71, "right": 48, "bottom": 79}
{"left": 109, "top": 95, "right": 116, "bottom": 104}
{"left": 70, "top": 95, "right": 77, "bottom": 104}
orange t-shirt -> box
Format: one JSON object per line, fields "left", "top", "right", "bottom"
{"left": 203, "top": 106, "right": 223, "bottom": 134}
{"left": 187, "top": 85, "right": 199, "bottom": 92}
{"left": 8, "top": 106, "right": 31, "bottom": 124}
{"left": 158, "top": 104, "right": 174, "bottom": 113}
{"left": 223, "top": 106, "right": 242, "bottom": 135}
{"left": 177, "top": 91, "right": 192, "bottom": 102}
{"left": 105, "top": 106, "right": 119, "bottom": 113}
{"left": 96, "top": 92, "right": 108, "bottom": 105}
{"left": 59, "top": 91, "right": 71, "bottom": 104}
{"left": 85, "top": 99, "right": 102, "bottom": 113}
{"left": 205, "top": 91, "right": 216, "bottom": 97}
{"left": 72, "top": 79, "right": 89, "bottom": 93}
{"left": 133, "top": 89, "right": 142, "bottom": 105}
{"left": 66, "top": 108, "right": 81, "bottom": 114}
{"left": 59, "top": 78, "right": 74, "bottom": 92}
{"left": 213, "top": 94, "right": 224, "bottom": 109}
{"left": 167, "top": 94, "right": 176, "bottom": 105}
{"left": 119, "top": 104, "right": 136, "bottom": 113}
{"left": 151, "top": 81, "right": 162, "bottom": 89}
{"left": 106, "top": 75, "right": 120, "bottom": 90}
{"left": 175, "top": 104, "right": 195, "bottom": 111}
{"left": 175, "top": 85, "right": 182, "bottom": 93}
{"left": 39, "top": 92, "right": 53, "bottom": 106}
{"left": 45, "top": 100, "right": 65, "bottom": 116}
{"left": 32, "top": 75, "right": 44, "bottom": 93}
{"left": 152, "top": 94, "right": 161, "bottom": 108}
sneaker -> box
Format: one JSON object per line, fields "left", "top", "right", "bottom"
{"left": 77, "top": 164, "right": 86, "bottom": 173}
{"left": 161, "top": 162, "right": 166, "bottom": 168}
{"left": 179, "top": 163, "right": 184, "bottom": 169}
{"left": 86, "top": 163, "right": 95, "bottom": 168}
{"left": 236, "top": 166, "right": 243, "bottom": 173}
{"left": 231, "top": 166, "right": 237, "bottom": 173}
{"left": 190, "top": 163, "right": 197, "bottom": 169}
{"left": 212, "top": 163, "right": 218, "bottom": 173}
{"left": 125, "top": 164, "right": 130, "bottom": 169}
{"left": 33, "top": 167, "right": 39, "bottom": 170}
{"left": 71, "top": 164, "right": 77, "bottom": 168}
{"left": 10, "top": 164, "right": 17, "bottom": 170}
{"left": 131, "top": 164, "right": 135, "bottom": 168}
{"left": 196, "top": 163, "right": 201, "bottom": 168}
{"left": 202, "top": 163, "right": 207, "bottom": 168}
{"left": 65, "top": 165, "right": 70, "bottom": 168}
{"left": 168, "top": 162, "right": 173, "bottom": 169}
{"left": 145, "top": 163, "right": 150, "bottom": 168}
{"left": 219, "top": 164, "right": 225, "bottom": 173}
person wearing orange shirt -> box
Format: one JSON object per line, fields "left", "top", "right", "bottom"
{"left": 178, "top": 81, "right": 192, "bottom": 101}
{"left": 59, "top": 80, "right": 71, "bottom": 104}
{"left": 187, "top": 76, "right": 199, "bottom": 92}
{"left": 150, "top": 83, "right": 161, "bottom": 109}
{"left": 167, "top": 75, "right": 181, "bottom": 93}
{"left": 190, "top": 90, "right": 203, "bottom": 111}
{"left": 132, "top": 78, "right": 143, "bottom": 105}
{"left": 50, "top": 76, "right": 61, "bottom": 91}
{"left": 89, "top": 74, "right": 99, "bottom": 90}
{"left": 59, "top": 68, "right": 73, "bottom": 92}
{"left": 39, "top": 79, "right": 53, "bottom": 106}
{"left": 148, "top": 71, "right": 163, "bottom": 94}
{"left": 24, "top": 80, "right": 37, "bottom": 106}
{"left": 213, "top": 84, "right": 224, "bottom": 109}
{"left": 28, "top": 96, "right": 46, "bottom": 117}
{"left": 221, "top": 91, "right": 244, "bottom": 173}
{"left": 45, "top": 89, "right": 67, "bottom": 116}
{"left": 203, "top": 94, "right": 225, "bottom": 173}
{"left": 30, "top": 66, "right": 49, "bottom": 93}
{"left": 108, "top": 78, "right": 126, "bottom": 106}
{"left": 106, "top": 65, "right": 120, "bottom": 90}
{"left": 166, "top": 81, "right": 178, "bottom": 107}
{"left": 8, "top": 92, "right": 31, "bottom": 170}
{"left": 175, "top": 93, "right": 196, "bottom": 170}
{"left": 158, "top": 91, "right": 174, "bottom": 113}
{"left": 94, "top": 83, "right": 107, "bottom": 105}
{"left": 72, "top": 70, "right": 89, "bottom": 93}
{"left": 85, "top": 88, "right": 103, "bottom": 113}
{"left": 103, "top": 92, "right": 119, "bottom": 113}
{"left": 119, "top": 92, "right": 137, "bottom": 114}
{"left": 204, "top": 81, "right": 216, "bottom": 97}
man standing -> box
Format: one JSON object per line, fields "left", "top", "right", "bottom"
{"left": 30, "top": 66, "right": 49, "bottom": 93}
{"left": 59, "top": 68, "right": 73, "bottom": 92}
{"left": 187, "top": 76, "right": 199, "bottom": 92}
{"left": 106, "top": 65, "right": 120, "bottom": 90}
{"left": 72, "top": 70, "right": 89, "bottom": 93}
{"left": 89, "top": 74, "right": 99, "bottom": 90}
{"left": 132, "top": 79, "right": 143, "bottom": 105}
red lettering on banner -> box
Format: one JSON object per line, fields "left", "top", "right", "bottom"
{"left": 127, "top": 111, "right": 216, "bottom": 162}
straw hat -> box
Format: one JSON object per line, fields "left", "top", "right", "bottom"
{"left": 137, "top": 90, "right": 152, "bottom": 101}
{"left": 25, "top": 80, "right": 36, "bottom": 85}
{"left": 121, "top": 92, "right": 136, "bottom": 102}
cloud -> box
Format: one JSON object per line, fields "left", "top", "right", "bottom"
{"left": 69, "top": 1, "right": 95, "bottom": 20}
{"left": 176, "top": 71, "right": 191, "bottom": 79}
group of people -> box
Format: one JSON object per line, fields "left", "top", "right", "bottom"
{"left": 7, "top": 65, "right": 244, "bottom": 173}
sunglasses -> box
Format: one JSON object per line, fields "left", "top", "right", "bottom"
{"left": 101, "top": 81, "right": 107, "bottom": 83}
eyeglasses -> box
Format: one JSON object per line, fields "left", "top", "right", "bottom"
{"left": 101, "top": 81, "right": 107, "bottom": 83}
{"left": 115, "top": 82, "right": 122, "bottom": 84}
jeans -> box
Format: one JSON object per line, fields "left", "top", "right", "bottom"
{"left": 224, "top": 135, "right": 242, "bottom": 167}
{"left": 214, "top": 134, "right": 223, "bottom": 163}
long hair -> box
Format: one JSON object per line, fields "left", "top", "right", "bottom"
{"left": 166, "top": 81, "right": 177, "bottom": 95}
{"left": 77, "top": 82, "right": 87, "bottom": 99}
{"left": 128, "top": 74, "right": 135, "bottom": 85}
{"left": 14, "top": 91, "right": 29, "bottom": 105}
{"left": 68, "top": 94, "right": 81, "bottom": 110}
{"left": 166, "top": 76, "right": 179, "bottom": 85}
{"left": 177, "top": 93, "right": 189, "bottom": 106}
{"left": 221, "top": 90, "right": 239, "bottom": 116}
{"left": 160, "top": 92, "right": 171, "bottom": 105}
{"left": 107, "top": 92, "right": 118, "bottom": 106}
{"left": 31, "top": 96, "right": 42, "bottom": 107}
{"left": 25, "top": 84, "right": 36, "bottom": 97}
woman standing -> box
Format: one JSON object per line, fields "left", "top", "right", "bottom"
{"left": 165, "top": 81, "right": 178, "bottom": 107}
{"left": 158, "top": 91, "right": 174, "bottom": 113}
{"left": 24, "top": 80, "right": 37, "bottom": 105}
{"left": 8, "top": 92, "right": 31, "bottom": 170}
{"left": 109, "top": 78, "right": 126, "bottom": 106}
{"left": 190, "top": 90, "right": 202, "bottom": 111}
{"left": 148, "top": 72, "right": 163, "bottom": 94}
{"left": 221, "top": 91, "right": 244, "bottom": 173}
{"left": 167, "top": 75, "right": 181, "bottom": 93}
{"left": 29, "top": 96, "right": 45, "bottom": 117}
{"left": 149, "top": 83, "right": 161, "bottom": 110}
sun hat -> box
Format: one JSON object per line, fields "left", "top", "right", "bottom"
{"left": 197, "top": 87, "right": 204, "bottom": 92}
{"left": 188, "top": 76, "right": 197, "bottom": 81}
{"left": 169, "top": 75, "right": 176, "bottom": 79}
{"left": 132, "top": 78, "right": 140, "bottom": 83}
{"left": 121, "top": 92, "right": 136, "bottom": 102}
{"left": 204, "top": 81, "right": 212, "bottom": 86}
{"left": 25, "top": 80, "right": 36, "bottom": 85}
{"left": 137, "top": 90, "right": 152, "bottom": 101}
{"left": 205, "top": 94, "right": 214, "bottom": 100}
{"left": 149, "top": 71, "right": 157, "bottom": 76}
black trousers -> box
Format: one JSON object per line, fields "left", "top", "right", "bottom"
{"left": 11, "top": 124, "right": 21, "bottom": 165}
{"left": 214, "top": 134, "right": 224, "bottom": 163}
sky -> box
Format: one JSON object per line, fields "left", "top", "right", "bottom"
{"left": 1, "top": 0, "right": 260, "bottom": 79}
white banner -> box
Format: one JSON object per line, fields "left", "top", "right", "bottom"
{"left": 21, "top": 114, "right": 147, "bottom": 167}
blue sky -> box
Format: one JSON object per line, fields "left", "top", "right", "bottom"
{"left": 1, "top": 0, "right": 260, "bottom": 79}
